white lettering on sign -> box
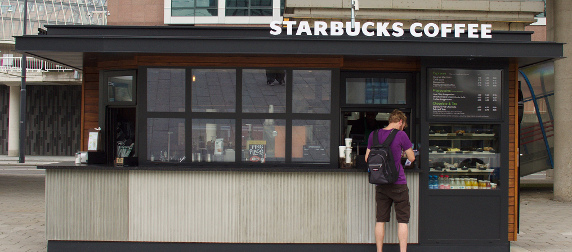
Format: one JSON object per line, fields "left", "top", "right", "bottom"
{"left": 269, "top": 21, "right": 493, "bottom": 39}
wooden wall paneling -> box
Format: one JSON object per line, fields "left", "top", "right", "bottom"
{"left": 508, "top": 60, "right": 519, "bottom": 241}
{"left": 137, "top": 55, "right": 344, "bottom": 68}
{"left": 341, "top": 58, "right": 420, "bottom": 71}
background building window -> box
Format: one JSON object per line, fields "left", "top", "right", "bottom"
{"left": 226, "top": 0, "right": 272, "bottom": 16}
{"left": 172, "top": 0, "right": 218, "bottom": 16}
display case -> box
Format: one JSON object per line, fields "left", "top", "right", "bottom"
{"left": 428, "top": 124, "right": 500, "bottom": 189}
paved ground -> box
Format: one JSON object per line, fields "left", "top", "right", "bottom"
{"left": 0, "top": 156, "right": 571, "bottom": 251}
{"left": 0, "top": 174, "right": 46, "bottom": 252}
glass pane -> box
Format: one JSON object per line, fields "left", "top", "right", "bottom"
{"left": 147, "top": 69, "right": 186, "bottom": 112}
{"left": 195, "top": 8, "right": 218, "bottom": 16}
{"left": 172, "top": 0, "right": 195, "bottom": 8}
{"left": 226, "top": 9, "right": 247, "bottom": 16}
{"left": 292, "top": 120, "right": 330, "bottom": 163}
{"left": 226, "top": 0, "right": 248, "bottom": 7}
{"left": 196, "top": 0, "right": 217, "bottom": 7}
{"left": 192, "top": 69, "right": 236, "bottom": 112}
{"left": 108, "top": 76, "right": 133, "bottom": 102}
{"left": 242, "top": 119, "right": 286, "bottom": 163}
{"left": 428, "top": 124, "right": 500, "bottom": 190}
{"left": 172, "top": 8, "right": 195, "bottom": 16}
{"left": 242, "top": 69, "right": 286, "bottom": 113}
{"left": 292, "top": 70, "right": 331, "bottom": 114}
{"left": 251, "top": 0, "right": 272, "bottom": 7}
{"left": 147, "top": 118, "right": 185, "bottom": 162}
{"left": 250, "top": 9, "right": 272, "bottom": 16}
{"left": 192, "top": 119, "right": 236, "bottom": 162}
{"left": 346, "top": 78, "right": 406, "bottom": 104}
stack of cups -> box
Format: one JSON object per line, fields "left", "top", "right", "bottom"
{"left": 344, "top": 138, "right": 352, "bottom": 164}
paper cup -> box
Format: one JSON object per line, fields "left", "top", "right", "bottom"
{"left": 339, "top": 146, "right": 346, "bottom": 158}
{"left": 345, "top": 148, "right": 352, "bottom": 163}
{"left": 345, "top": 138, "right": 352, "bottom": 147}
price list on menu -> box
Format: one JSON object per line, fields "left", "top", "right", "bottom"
{"left": 429, "top": 69, "right": 502, "bottom": 120}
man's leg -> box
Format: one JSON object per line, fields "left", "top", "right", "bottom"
{"left": 397, "top": 223, "right": 408, "bottom": 252}
{"left": 375, "top": 222, "right": 385, "bottom": 252}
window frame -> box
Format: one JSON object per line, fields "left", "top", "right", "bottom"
{"left": 171, "top": 0, "right": 219, "bottom": 17}
{"left": 225, "top": 0, "right": 273, "bottom": 16}
{"left": 137, "top": 66, "right": 340, "bottom": 168}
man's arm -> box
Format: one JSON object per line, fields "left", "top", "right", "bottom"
{"left": 365, "top": 148, "right": 371, "bottom": 162}
{"left": 404, "top": 148, "right": 415, "bottom": 162}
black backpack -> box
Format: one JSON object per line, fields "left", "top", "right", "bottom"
{"left": 368, "top": 129, "right": 399, "bottom": 185}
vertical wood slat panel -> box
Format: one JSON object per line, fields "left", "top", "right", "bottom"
{"left": 129, "top": 171, "right": 419, "bottom": 243}
{"left": 45, "top": 169, "right": 129, "bottom": 241}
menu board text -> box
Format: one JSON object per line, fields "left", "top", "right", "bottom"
{"left": 429, "top": 69, "right": 502, "bottom": 120}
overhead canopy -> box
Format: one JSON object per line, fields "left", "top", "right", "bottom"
{"left": 15, "top": 25, "right": 563, "bottom": 70}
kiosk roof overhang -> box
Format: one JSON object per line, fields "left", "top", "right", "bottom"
{"left": 15, "top": 25, "right": 564, "bottom": 70}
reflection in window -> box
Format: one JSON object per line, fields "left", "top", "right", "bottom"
{"left": 172, "top": 0, "right": 218, "bottom": 16}
{"left": 293, "top": 70, "right": 331, "bottom": 114}
{"left": 242, "top": 69, "right": 286, "bottom": 113}
{"left": 147, "top": 69, "right": 185, "bottom": 112}
{"left": 292, "top": 120, "right": 330, "bottom": 163}
{"left": 226, "top": 0, "right": 272, "bottom": 16}
{"left": 147, "top": 118, "right": 185, "bottom": 162}
{"left": 346, "top": 78, "right": 406, "bottom": 104}
{"left": 192, "top": 69, "right": 236, "bottom": 112}
{"left": 242, "top": 119, "right": 286, "bottom": 163}
{"left": 108, "top": 76, "right": 133, "bottom": 102}
{"left": 192, "top": 119, "right": 236, "bottom": 162}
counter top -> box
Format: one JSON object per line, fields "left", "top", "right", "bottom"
{"left": 38, "top": 162, "right": 423, "bottom": 173}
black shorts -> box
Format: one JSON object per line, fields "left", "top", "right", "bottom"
{"left": 375, "top": 184, "right": 410, "bottom": 223}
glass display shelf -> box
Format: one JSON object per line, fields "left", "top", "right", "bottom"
{"left": 428, "top": 124, "right": 500, "bottom": 190}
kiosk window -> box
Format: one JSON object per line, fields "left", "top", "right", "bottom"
{"left": 147, "top": 68, "right": 185, "bottom": 112}
{"left": 147, "top": 118, "right": 185, "bottom": 162}
{"left": 293, "top": 70, "right": 331, "bottom": 114}
{"left": 192, "top": 119, "right": 236, "bottom": 162}
{"left": 346, "top": 78, "right": 406, "bottom": 105}
{"left": 142, "top": 67, "right": 337, "bottom": 166}
{"left": 242, "top": 69, "right": 286, "bottom": 113}
{"left": 241, "top": 119, "right": 286, "bottom": 163}
{"left": 108, "top": 76, "right": 134, "bottom": 103}
{"left": 292, "top": 120, "right": 330, "bottom": 163}
{"left": 192, "top": 69, "right": 237, "bottom": 112}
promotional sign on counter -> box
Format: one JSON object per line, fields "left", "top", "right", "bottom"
{"left": 428, "top": 68, "right": 502, "bottom": 120}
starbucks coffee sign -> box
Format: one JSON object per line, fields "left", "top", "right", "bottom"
{"left": 270, "top": 21, "right": 492, "bottom": 39}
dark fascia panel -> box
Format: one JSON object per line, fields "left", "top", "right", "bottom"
{"left": 15, "top": 26, "right": 563, "bottom": 70}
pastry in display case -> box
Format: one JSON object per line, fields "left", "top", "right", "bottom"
{"left": 428, "top": 124, "right": 500, "bottom": 189}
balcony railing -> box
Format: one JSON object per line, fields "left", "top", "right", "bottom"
{"left": 0, "top": 56, "right": 73, "bottom": 72}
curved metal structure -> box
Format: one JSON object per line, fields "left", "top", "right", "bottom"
{"left": 1, "top": 0, "right": 107, "bottom": 42}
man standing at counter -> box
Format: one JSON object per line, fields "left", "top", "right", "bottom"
{"left": 365, "top": 109, "right": 415, "bottom": 252}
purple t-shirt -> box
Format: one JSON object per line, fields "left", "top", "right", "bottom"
{"left": 367, "top": 129, "right": 413, "bottom": 184}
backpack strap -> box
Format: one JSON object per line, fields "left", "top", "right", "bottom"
{"left": 372, "top": 129, "right": 381, "bottom": 147}
{"left": 381, "top": 129, "right": 398, "bottom": 147}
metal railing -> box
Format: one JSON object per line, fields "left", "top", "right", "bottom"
{"left": 0, "top": 56, "right": 72, "bottom": 72}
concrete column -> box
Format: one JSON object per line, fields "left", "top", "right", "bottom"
{"left": 7, "top": 85, "right": 20, "bottom": 157}
{"left": 551, "top": 0, "right": 572, "bottom": 202}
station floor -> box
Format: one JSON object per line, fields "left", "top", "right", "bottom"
{"left": 0, "top": 156, "right": 570, "bottom": 252}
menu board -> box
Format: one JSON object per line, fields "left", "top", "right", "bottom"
{"left": 429, "top": 69, "right": 502, "bottom": 120}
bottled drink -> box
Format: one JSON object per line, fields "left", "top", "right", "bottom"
{"left": 429, "top": 175, "right": 434, "bottom": 189}
{"left": 444, "top": 175, "right": 450, "bottom": 189}
{"left": 450, "top": 177, "right": 456, "bottom": 189}
{"left": 439, "top": 175, "right": 445, "bottom": 189}
{"left": 464, "top": 178, "right": 471, "bottom": 189}
{"left": 472, "top": 178, "right": 478, "bottom": 189}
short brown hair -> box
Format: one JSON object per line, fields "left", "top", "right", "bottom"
{"left": 388, "top": 109, "right": 408, "bottom": 128}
